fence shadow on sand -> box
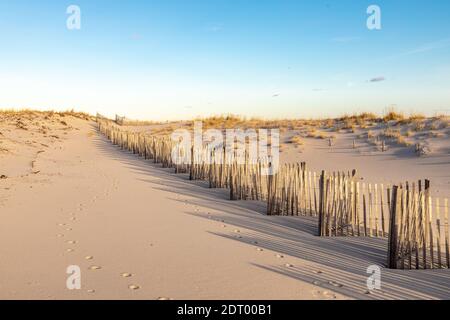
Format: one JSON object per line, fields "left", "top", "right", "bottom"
{"left": 92, "top": 127, "right": 450, "bottom": 300}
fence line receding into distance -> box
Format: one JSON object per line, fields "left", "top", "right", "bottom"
{"left": 97, "top": 117, "right": 449, "bottom": 269}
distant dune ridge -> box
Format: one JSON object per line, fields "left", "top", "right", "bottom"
{"left": 1, "top": 109, "right": 449, "bottom": 299}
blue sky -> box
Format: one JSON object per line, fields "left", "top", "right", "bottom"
{"left": 0, "top": 0, "right": 449, "bottom": 120}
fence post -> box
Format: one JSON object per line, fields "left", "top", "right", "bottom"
{"left": 267, "top": 166, "right": 273, "bottom": 215}
{"left": 189, "top": 146, "right": 194, "bottom": 180}
{"left": 318, "top": 170, "right": 326, "bottom": 236}
{"left": 388, "top": 185, "right": 399, "bottom": 269}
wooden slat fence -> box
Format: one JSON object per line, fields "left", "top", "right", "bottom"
{"left": 97, "top": 118, "right": 450, "bottom": 269}
{"left": 388, "top": 184, "right": 449, "bottom": 269}
{"left": 318, "top": 170, "right": 391, "bottom": 237}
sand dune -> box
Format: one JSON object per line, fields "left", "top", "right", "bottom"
{"left": 1, "top": 112, "right": 449, "bottom": 299}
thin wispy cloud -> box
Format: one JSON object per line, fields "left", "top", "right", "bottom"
{"left": 388, "top": 38, "right": 450, "bottom": 59}
{"left": 368, "top": 76, "right": 386, "bottom": 83}
{"left": 404, "top": 38, "right": 450, "bottom": 55}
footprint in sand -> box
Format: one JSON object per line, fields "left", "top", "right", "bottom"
{"left": 65, "top": 240, "right": 77, "bottom": 245}
{"left": 313, "top": 290, "right": 336, "bottom": 300}
{"left": 314, "top": 270, "right": 323, "bottom": 274}
{"left": 87, "top": 289, "right": 96, "bottom": 294}
{"left": 285, "top": 263, "right": 294, "bottom": 268}
{"left": 58, "top": 223, "right": 66, "bottom": 227}
{"left": 121, "top": 273, "right": 133, "bottom": 278}
{"left": 128, "top": 285, "right": 140, "bottom": 290}
{"left": 275, "top": 254, "right": 284, "bottom": 259}
{"left": 89, "top": 266, "right": 102, "bottom": 270}
{"left": 57, "top": 234, "right": 64, "bottom": 238}
{"left": 157, "top": 297, "right": 172, "bottom": 300}
{"left": 85, "top": 256, "right": 94, "bottom": 260}
{"left": 69, "top": 217, "right": 76, "bottom": 221}
{"left": 256, "top": 247, "right": 264, "bottom": 252}
{"left": 328, "top": 281, "right": 343, "bottom": 288}
{"left": 66, "top": 249, "right": 75, "bottom": 253}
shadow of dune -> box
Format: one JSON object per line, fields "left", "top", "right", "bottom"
{"left": 91, "top": 130, "right": 450, "bottom": 300}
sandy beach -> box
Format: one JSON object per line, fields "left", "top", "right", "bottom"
{"left": 1, "top": 111, "right": 449, "bottom": 300}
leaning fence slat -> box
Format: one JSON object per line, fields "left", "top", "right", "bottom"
{"left": 436, "top": 198, "right": 442, "bottom": 269}
{"left": 445, "top": 199, "right": 449, "bottom": 268}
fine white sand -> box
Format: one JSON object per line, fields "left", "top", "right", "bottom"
{"left": 1, "top": 113, "right": 449, "bottom": 300}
